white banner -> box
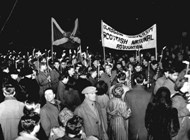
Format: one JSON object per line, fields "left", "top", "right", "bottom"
{"left": 101, "top": 20, "right": 157, "bottom": 51}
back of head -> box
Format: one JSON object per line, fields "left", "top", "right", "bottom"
{"left": 2, "top": 82, "right": 15, "bottom": 97}
{"left": 95, "top": 80, "right": 108, "bottom": 96}
{"left": 19, "top": 113, "right": 40, "bottom": 134}
{"left": 78, "top": 66, "right": 87, "bottom": 76}
{"left": 154, "top": 87, "right": 172, "bottom": 107}
{"left": 112, "top": 83, "right": 124, "bottom": 98}
{"left": 134, "top": 72, "right": 145, "bottom": 85}
{"left": 65, "top": 115, "right": 83, "bottom": 136}
{"left": 117, "top": 71, "right": 126, "bottom": 81}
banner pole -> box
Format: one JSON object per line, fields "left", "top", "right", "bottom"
{"left": 101, "top": 20, "right": 106, "bottom": 64}
{"left": 155, "top": 24, "right": 157, "bottom": 61}
{"left": 51, "top": 18, "right": 54, "bottom": 62}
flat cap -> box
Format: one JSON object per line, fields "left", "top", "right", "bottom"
{"left": 81, "top": 86, "right": 97, "bottom": 94}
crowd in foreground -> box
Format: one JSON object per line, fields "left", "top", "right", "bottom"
{"left": 0, "top": 43, "right": 190, "bottom": 140}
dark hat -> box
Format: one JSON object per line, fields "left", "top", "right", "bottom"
{"left": 20, "top": 67, "right": 33, "bottom": 76}
{"left": 9, "top": 67, "right": 19, "bottom": 74}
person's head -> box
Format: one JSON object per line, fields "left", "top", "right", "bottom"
{"left": 134, "top": 72, "right": 145, "bottom": 85}
{"left": 67, "top": 66, "right": 75, "bottom": 77}
{"left": 142, "top": 57, "right": 149, "bottom": 67}
{"left": 39, "top": 63, "right": 47, "bottom": 72}
{"left": 59, "top": 107, "right": 74, "bottom": 127}
{"left": 104, "top": 64, "right": 112, "bottom": 75}
{"left": 1, "top": 63, "right": 9, "bottom": 73}
{"left": 60, "top": 60, "right": 67, "bottom": 69}
{"left": 112, "top": 83, "right": 124, "bottom": 98}
{"left": 24, "top": 99, "right": 40, "bottom": 115}
{"left": 129, "top": 56, "right": 135, "bottom": 63}
{"left": 127, "top": 63, "right": 134, "bottom": 72}
{"left": 9, "top": 67, "right": 19, "bottom": 80}
{"left": 117, "top": 71, "right": 126, "bottom": 84}
{"left": 82, "top": 86, "right": 97, "bottom": 101}
{"left": 44, "top": 88, "right": 55, "bottom": 103}
{"left": 134, "top": 63, "right": 142, "bottom": 72}
{"left": 154, "top": 87, "right": 172, "bottom": 107}
{"left": 59, "top": 74, "right": 69, "bottom": 84}
{"left": 151, "top": 60, "right": 158, "bottom": 70}
{"left": 19, "top": 113, "right": 40, "bottom": 135}
{"left": 53, "top": 60, "right": 60, "bottom": 70}
{"left": 20, "top": 67, "right": 33, "bottom": 78}
{"left": 93, "top": 60, "right": 99, "bottom": 68}
{"left": 78, "top": 66, "right": 87, "bottom": 76}
{"left": 150, "top": 55, "right": 155, "bottom": 61}
{"left": 116, "top": 63, "right": 123, "bottom": 71}
{"left": 88, "top": 68, "right": 97, "bottom": 78}
{"left": 95, "top": 80, "right": 108, "bottom": 96}
{"left": 163, "top": 66, "right": 170, "bottom": 78}
{"left": 2, "top": 82, "right": 16, "bottom": 97}
{"left": 39, "top": 57, "right": 46, "bottom": 63}
{"left": 168, "top": 67, "right": 179, "bottom": 82}
{"left": 65, "top": 115, "right": 83, "bottom": 138}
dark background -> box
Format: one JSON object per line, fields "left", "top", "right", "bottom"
{"left": 0, "top": 0, "right": 189, "bottom": 53}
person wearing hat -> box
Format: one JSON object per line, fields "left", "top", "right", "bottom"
{"left": 0, "top": 82, "right": 24, "bottom": 140}
{"left": 19, "top": 67, "right": 40, "bottom": 102}
{"left": 8, "top": 66, "right": 26, "bottom": 102}
{"left": 74, "top": 86, "right": 108, "bottom": 140}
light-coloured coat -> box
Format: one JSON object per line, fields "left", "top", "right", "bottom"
{"left": 0, "top": 97, "right": 24, "bottom": 140}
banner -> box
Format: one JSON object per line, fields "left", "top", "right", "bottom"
{"left": 101, "top": 20, "right": 157, "bottom": 51}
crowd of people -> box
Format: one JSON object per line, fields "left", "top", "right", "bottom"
{"left": 0, "top": 40, "right": 190, "bottom": 140}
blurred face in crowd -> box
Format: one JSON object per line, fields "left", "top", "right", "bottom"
{"left": 54, "top": 62, "right": 60, "bottom": 70}
{"left": 106, "top": 58, "right": 111, "bottom": 63}
{"left": 62, "top": 77, "right": 69, "bottom": 84}
{"left": 11, "top": 74, "right": 18, "bottom": 80}
{"left": 91, "top": 71, "right": 97, "bottom": 78}
{"left": 93, "top": 60, "right": 99, "bottom": 68}
{"left": 116, "top": 63, "right": 122, "bottom": 71}
{"left": 143, "top": 59, "right": 148, "bottom": 67}
{"left": 3, "top": 67, "right": 9, "bottom": 73}
{"left": 164, "top": 71, "right": 169, "bottom": 78}
{"left": 61, "top": 62, "right": 67, "bottom": 69}
{"left": 121, "top": 60, "right": 126, "bottom": 67}
{"left": 151, "top": 63, "right": 158, "bottom": 70}
{"left": 135, "top": 65, "right": 142, "bottom": 72}
{"left": 105, "top": 65, "right": 112, "bottom": 75}
{"left": 40, "top": 64, "right": 47, "bottom": 71}
{"left": 68, "top": 67, "right": 75, "bottom": 77}
{"left": 128, "top": 64, "right": 133, "bottom": 71}
{"left": 169, "top": 72, "right": 178, "bottom": 82}
{"left": 41, "top": 58, "right": 46, "bottom": 63}
{"left": 45, "top": 89, "right": 55, "bottom": 103}
{"left": 129, "top": 57, "right": 135, "bottom": 63}
{"left": 151, "top": 56, "right": 155, "bottom": 61}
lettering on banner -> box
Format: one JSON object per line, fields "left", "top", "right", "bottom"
{"left": 116, "top": 44, "right": 143, "bottom": 50}
{"left": 103, "top": 24, "right": 123, "bottom": 36}
{"left": 103, "top": 32, "right": 128, "bottom": 44}
{"left": 131, "top": 35, "right": 154, "bottom": 45}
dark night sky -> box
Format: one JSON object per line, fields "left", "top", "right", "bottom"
{"left": 0, "top": 0, "right": 189, "bottom": 53}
